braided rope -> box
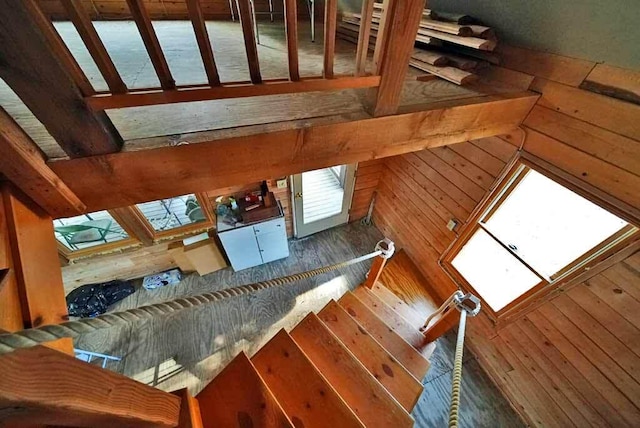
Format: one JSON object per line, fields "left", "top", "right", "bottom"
{"left": 0, "top": 250, "right": 382, "bottom": 355}
{"left": 448, "top": 309, "right": 467, "bottom": 428}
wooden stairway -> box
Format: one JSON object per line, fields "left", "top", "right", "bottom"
{"left": 183, "top": 280, "right": 437, "bottom": 428}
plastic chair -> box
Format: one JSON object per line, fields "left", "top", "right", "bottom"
{"left": 54, "top": 219, "right": 114, "bottom": 250}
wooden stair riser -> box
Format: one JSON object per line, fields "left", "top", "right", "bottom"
{"left": 195, "top": 351, "right": 294, "bottom": 428}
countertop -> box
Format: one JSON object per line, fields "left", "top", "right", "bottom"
{"left": 216, "top": 200, "right": 284, "bottom": 233}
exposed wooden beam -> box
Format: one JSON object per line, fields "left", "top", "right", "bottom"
{"left": 323, "top": 0, "right": 338, "bottom": 78}
{"left": 0, "top": 108, "right": 86, "bottom": 218}
{"left": 125, "top": 0, "right": 176, "bottom": 89}
{"left": 370, "top": 0, "right": 427, "bottom": 116}
{"left": 0, "top": 0, "right": 123, "bottom": 157}
{"left": 87, "top": 75, "right": 381, "bottom": 110}
{"left": 0, "top": 345, "right": 181, "bottom": 427}
{"left": 49, "top": 92, "right": 539, "bottom": 211}
{"left": 61, "top": 0, "right": 128, "bottom": 94}
{"left": 186, "top": 0, "right": 221, "bottom": 87}
{"left": 18, "top": 0, "right": 95, "bottom": 96}
{"left": 236, "top": 0, "right": 262, "bottom": 84}
{"left": 283, "top": 0, "right": 300, "bottom": 81}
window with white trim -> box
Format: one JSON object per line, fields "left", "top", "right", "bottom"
{"left": 442, "top": 163, "right": 635, "bottom": 316}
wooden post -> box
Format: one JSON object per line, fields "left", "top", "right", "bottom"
{"left": 422, "top": 306, "right": 461, "bottom": 342}
{"left": 0, "top": 183, "right": 74, "bottom": 354}
{"left": 368, "top": 0, "right": 427, "bottom": 116}
{"left": 363, "top": 239, "right": 394, "bottom": 289}
{"left": 362, "top": 255, "right": 387, "bottom": 289}
{"left": 0, "top": 345, "right": 181, "bottom": 427}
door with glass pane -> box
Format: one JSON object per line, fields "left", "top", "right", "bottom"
{"left": 292, "top": 164, "right": 356, "bottom": 238}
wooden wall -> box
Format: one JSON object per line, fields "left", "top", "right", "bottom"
{"left": 371, "top": 139, "right": 518, "bottom": 302}
{"left": 467, "top": 253, "right": 640, "bottom": 428}
{"left": 349, "top": 160, "right": 383, "bottom": 222}
{"left": 368, "top": 46, "right": 640, "bottom": 427}
{"left": 38, "top": 0, "right": 318, "bottom": 20}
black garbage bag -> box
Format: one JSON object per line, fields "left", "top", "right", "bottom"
{"left": 66, "top": 280, "right": 135, "bottom": 318}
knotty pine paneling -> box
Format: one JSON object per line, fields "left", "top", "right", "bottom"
{"left": 371, "top": 139, "right": 517, "bottom": 302}
{"left": 466, "top": 252, "right": 640, "bottom": 428}
{"left": 371, "top": 55, "right": 640, "bottom": 427}
{"left": 349, "top": 159, "right": 383, "bottom": 222}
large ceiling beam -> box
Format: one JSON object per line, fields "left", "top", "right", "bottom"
{"left": 49, "top": 92, "right": 539, "bottom": 212}
{"left": 0, "top": 0, "right": 123, "bottom": 158}
{"left": 0, "top": 108, "right": 86, "bottom": 218}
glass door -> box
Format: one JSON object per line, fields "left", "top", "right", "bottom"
{"left": 292, "top": 164, "right": 356, "bottom": 238}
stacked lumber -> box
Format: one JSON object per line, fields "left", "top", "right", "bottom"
{"left": 337, "top": 3, "right": 499, "bottom": 86}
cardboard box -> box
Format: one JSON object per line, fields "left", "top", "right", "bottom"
{"left": 168, "top": 235, "right": 227, "bottom": 276}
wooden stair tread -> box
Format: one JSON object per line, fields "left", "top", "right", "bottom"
{"left": 354, "top": 287, "right": 437, "bottom": 359}
{"left": 340, "top": 291, "right": 430, "bottom": 381}
{"left": 173, "top": 388, "right": 203, "bottom": 428}
{"left": 291, "top": 313, "right": 414, "bottom": 428}
{"left": 354, "top": 286, "right": 425, "bottom": 347}
{"left": 196, "top": 351, "right": 293, "bottom": 428}
{"left": 365, "top": 285, "right": 438, "bottom": 359}
{"left": 377, "top": 250, "right": 441, "bottom": 318}
{"left": 371, "top": 281, "right": 426, "bottom": 327}
{"left": 318, "top": 300, "right": 423, "bottom": 412}
{"left": 252, "top": 329, "right": 365, "bottom": 428}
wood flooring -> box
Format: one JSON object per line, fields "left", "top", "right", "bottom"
{"left": 73, "top": 222, "right": 523, "bottom": 426}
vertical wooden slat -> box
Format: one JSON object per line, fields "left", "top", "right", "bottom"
{"left": 372, "top": 0, "right": 390, "bottom": 74}
{"left": 355, "top": 0, "right": 375, "bottom": 76}
{"left": 323, "top": 0, "right": 338, "bottom": 78}
{"left": 235, "top": 0, "right": 262, "bottom": 83}
{"left": 0, "top": 0, "right": 123, "bottom": 157}
{"left": 186, "top": 0, "right": 221, "bottom": 86}
{"left": 370, "top": 0, "right": 426, "bottom": 116}
{"left": 61, "top": 0, "right": 127, "bottom": 94}
{"left": 283, "top": 0, "right": 300, "bottom": 81}
{"left": 125, "top": 0, "right": 176, "bottom": 89}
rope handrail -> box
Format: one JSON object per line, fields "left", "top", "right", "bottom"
{"left": 0, "top": 248, "right": 384, "bottom": 355}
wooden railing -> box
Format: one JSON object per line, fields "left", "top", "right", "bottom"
{"left": 8, "top": 0, "right": 425, "bottom": 112}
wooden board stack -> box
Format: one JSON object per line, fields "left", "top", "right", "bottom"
{"left": 337, "top": 3, "right": 499, "bottom": 85}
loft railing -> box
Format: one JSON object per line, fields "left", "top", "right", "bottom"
{"left": 50, "top": 0, "right": 410, "bottom": 111}
{"left": 0, "top": 0, "right": 425, "bottom": 160}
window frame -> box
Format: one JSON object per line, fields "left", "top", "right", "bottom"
{"left": 440, "top": 152, "right": 639, "bottom": 323}
{"left": 55, "top": 211, "right": 141, "bottom": 261}
{"left": 57, "top": 193, "right": 215, "bottom": 261}
{"left": 133, "top": 193, "right": 215, "bottom": 241}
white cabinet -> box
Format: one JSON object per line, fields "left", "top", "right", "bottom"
{"left": 218, "top": 216, "right": 289, "bottom": 271}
